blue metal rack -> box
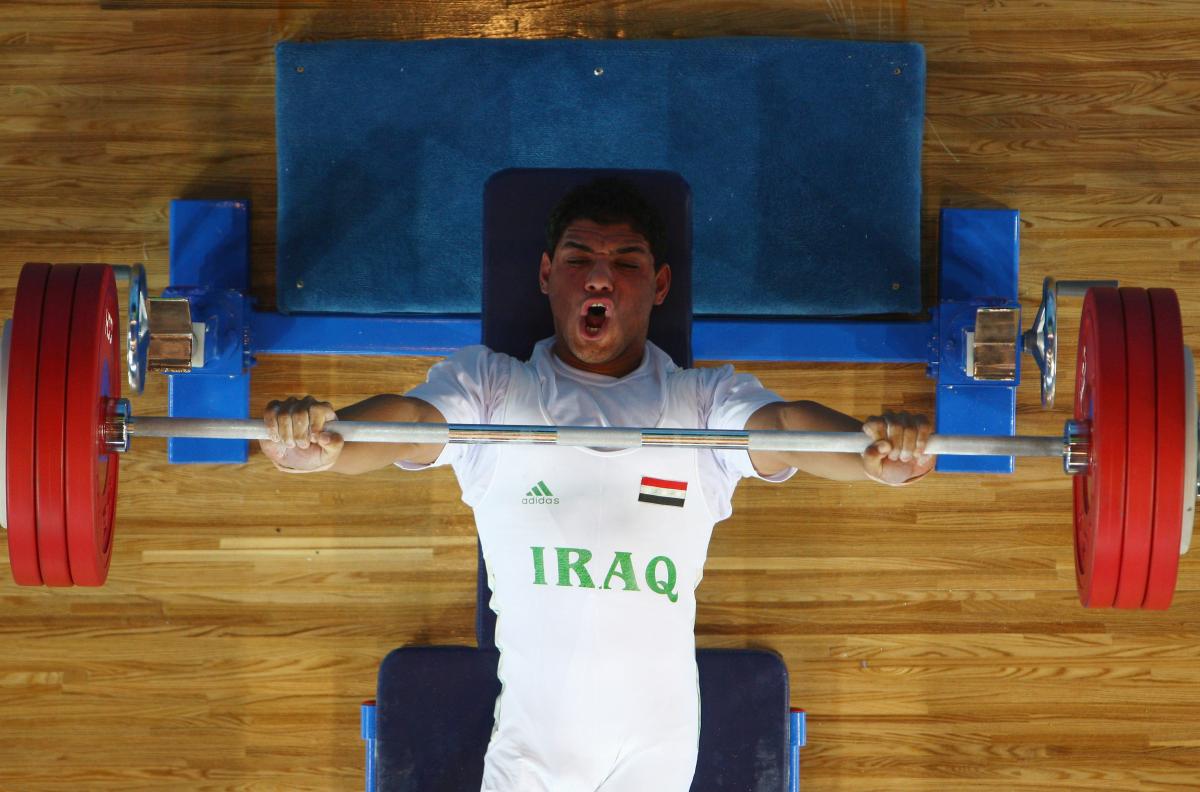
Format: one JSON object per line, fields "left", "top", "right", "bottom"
{"left": 164, "top": 199, "right": 1019, "bottom": 791}
{"left": 164, "top": 199, "right": 1023, "bottom": 474}
{"left": 358, "top": 701, "right": 809, "bottom": 791}
{"left": 361, "top": 701, "right": 377, "bottom": 792}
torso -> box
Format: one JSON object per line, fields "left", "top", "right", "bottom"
{"left": 473, "top": 348, "right": 719, "bottom": 786}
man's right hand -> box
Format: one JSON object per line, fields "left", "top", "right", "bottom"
{"left": 260, "top": 396, "right": 345, "bottom": 472}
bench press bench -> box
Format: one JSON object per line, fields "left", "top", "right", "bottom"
{"left": 155, "top": 35, "right": 1029, "bottom": 791}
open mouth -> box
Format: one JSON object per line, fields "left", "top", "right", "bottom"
{"left": 581, "top": 300, "right": 611, "bottom": 338}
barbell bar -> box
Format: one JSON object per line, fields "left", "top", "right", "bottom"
{"left": 119, "top": 413, "right": 1070, "bottom": 458}
{"left": 3, "top": 263, "right": 1197, "bottom": 611}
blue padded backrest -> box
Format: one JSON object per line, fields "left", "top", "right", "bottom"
{"left": 374, "top": 646, "right": 789, "bottom": 791}
{"left": 275, "top": 38, "right": 925, "bottom": 318}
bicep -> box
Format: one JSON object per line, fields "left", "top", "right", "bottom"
{"left": 697, "top": 365, "right": 793, "bottom": 479}
{"left": 746, "top": 400, "right": 870, "bottom": 482}
{"left": 744, "top": 402, "right": 793, "bottom": 478}
{"left": 405, "top": 396, "right": 447, "bottom": 425}
{"left": 390, "top": 396, "right": 447, "bottom": 466}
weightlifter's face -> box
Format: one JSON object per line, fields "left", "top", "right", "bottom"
{"left": 540, "top": 219, "right": 671, "bottom": 378}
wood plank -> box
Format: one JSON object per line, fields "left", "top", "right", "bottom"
{"left": 3, "top": 1, "right": 1200, "bottom": 790}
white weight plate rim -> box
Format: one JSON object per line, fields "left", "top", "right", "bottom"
{"left": 1, "top": 319, "right": 9, "bottom": 530}
{"left": 1181, "top": 346, "right": 1196, "bottom": 555}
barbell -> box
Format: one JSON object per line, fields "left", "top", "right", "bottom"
{"left": 3, "top": 263, "right": 1196, "bottom": 609}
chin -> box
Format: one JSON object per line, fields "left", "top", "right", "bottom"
{"left": 569, "top": 341, "right": 615, "bottom": 363}
{"left": 566, "top": 331, "right": 621, "bottom": 364}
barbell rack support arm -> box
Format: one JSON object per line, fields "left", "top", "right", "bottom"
{"left": 124, "top": 415, "right": 1068, "bottom": 458}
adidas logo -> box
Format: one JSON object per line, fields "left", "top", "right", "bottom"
{"left": 521, "top": 480, "right": 559, "bottom": 505}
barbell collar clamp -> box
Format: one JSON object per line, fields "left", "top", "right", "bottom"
{"left": 1063, "top": 419, "right": 1091, "bottom": 476}
{"left": 104, "top": 398, "right": 132, "bottom": 454}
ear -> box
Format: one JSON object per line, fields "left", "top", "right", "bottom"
{"left": 539, "top": 252, "right": 552, "bottom": 294}
{"left": 653, "top": 263, "right": 672, "bottom": 306}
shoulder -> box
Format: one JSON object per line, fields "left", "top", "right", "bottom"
{"left": 665, "top": 363, "right": 743, "bottom": 428}
{"left": 674, "top": 363, "right": 785, "bottom": 429}
{"left": 411, "top": 345, "right": 523, "bottom": 425}
{"left": 443, "top": 344, "right": 515, "bottom": 368}
{"left": 669, "top": 362, "right": 741, "bottom": 396}
{"left": 436, "top": 345, "right": 521, "bottom": 381}
{"left": 417, "top": 345, "right": 521, "bottom": 406}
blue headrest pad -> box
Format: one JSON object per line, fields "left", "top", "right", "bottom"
{"left": 482, "top": 168, "right": 692, "bottom": 368}
{"left": 276, "top": 38, "right": 924, "bottom": 317}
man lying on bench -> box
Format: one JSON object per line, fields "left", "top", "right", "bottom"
{"left": 259, "top": 178, "right": 934, "bottom": 792}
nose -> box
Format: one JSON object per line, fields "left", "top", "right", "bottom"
{"left": 584, "top": 258, "right": 614, "bottom": 292}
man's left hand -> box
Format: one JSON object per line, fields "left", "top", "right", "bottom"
{"left": 862, "top": 411, "right": 935, "bottom": 486}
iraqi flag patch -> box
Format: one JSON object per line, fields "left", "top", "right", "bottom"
{"left": 639, "top": 476, "right": 688, "bottom": 508}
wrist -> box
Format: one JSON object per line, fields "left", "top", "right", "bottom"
{"left": 274, "top": 458, "right": 337, "bottom": 474}
{"left": 863, "top": 463, "right": 932, "bottom": 487}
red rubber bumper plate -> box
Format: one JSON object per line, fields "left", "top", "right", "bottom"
{"left": 1, "top": 321, "right": 11, "bottom": 532}
{"left": 35, "top": 265, "right": 80, "bottom": 587}
{"left": 1114, "top": 288, "right": 1154, "bottom": 608}
{"left": 1144, "top": 289, "right": 1185, "bottom": 609}
{"left": 6, "top": 263, "right": 51, "bottom": 585}
{"left": 1074, "top": 287, "right": 1127, "bottom": 608}
{"left": 65, "top": 265, "right": 121, "bottom": 586}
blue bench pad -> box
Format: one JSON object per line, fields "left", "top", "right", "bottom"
{"left": 276, "top": 38, "right": 924, "bottom": 318}
{"left": 374, "top": 646, "right": 790, "bottom": 791}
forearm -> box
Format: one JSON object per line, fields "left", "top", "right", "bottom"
{"left": 328, "top": 394, "right": 445, "bottom": 474}
{"left": 745, "top": 400, "right": 870, "bottom": 481}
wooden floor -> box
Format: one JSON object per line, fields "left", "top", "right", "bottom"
{"left": 3, "top": 1, "right": 1199, "bottom": 790}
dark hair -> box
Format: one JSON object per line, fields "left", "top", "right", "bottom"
{"left": 545, "top": 178, "right": 667, "bottom": 268}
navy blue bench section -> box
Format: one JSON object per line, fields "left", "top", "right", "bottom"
{"left": 275, "top": 37, "right": 924, "bottom": 318}
{"left": 373, "top": 647, "right": 791, "bottom": 791}
{"left": 477, "top": 168, "right": 693, "bottom": 649}
{"left": 371, "top": 168, "right": 796, "bottom": 789}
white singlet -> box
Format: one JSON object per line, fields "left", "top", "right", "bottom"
{"left": 403, "top": 338, "right": 793, "bottom": 792}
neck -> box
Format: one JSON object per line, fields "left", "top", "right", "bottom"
{"left": 551, "top": 337, "right": 646, "bottom": 378}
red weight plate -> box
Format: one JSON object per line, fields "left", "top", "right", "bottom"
{"left": 6, "top": 264, "right": 51, "bottom": 585}
{"left": 1073, "top": 287, "right": 1127, "bottom": 608}
{"left": 1144, "top": 289, "right": 1185, "bottom": 609}
{"left": 1, "top": 321, "right": 10, "bottom": 530}
{"left": 65, "top": 265, "right": 121, "bottom": 586}
{"left": 34, "top": 265, "right": 80, "bottom": 587}
{"left": 1114, "top": 288, "right": 1155, "bottom": 608}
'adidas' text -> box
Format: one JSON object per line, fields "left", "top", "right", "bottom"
{"left": 522, "top": 480, "right": 559, "bottom": 505}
